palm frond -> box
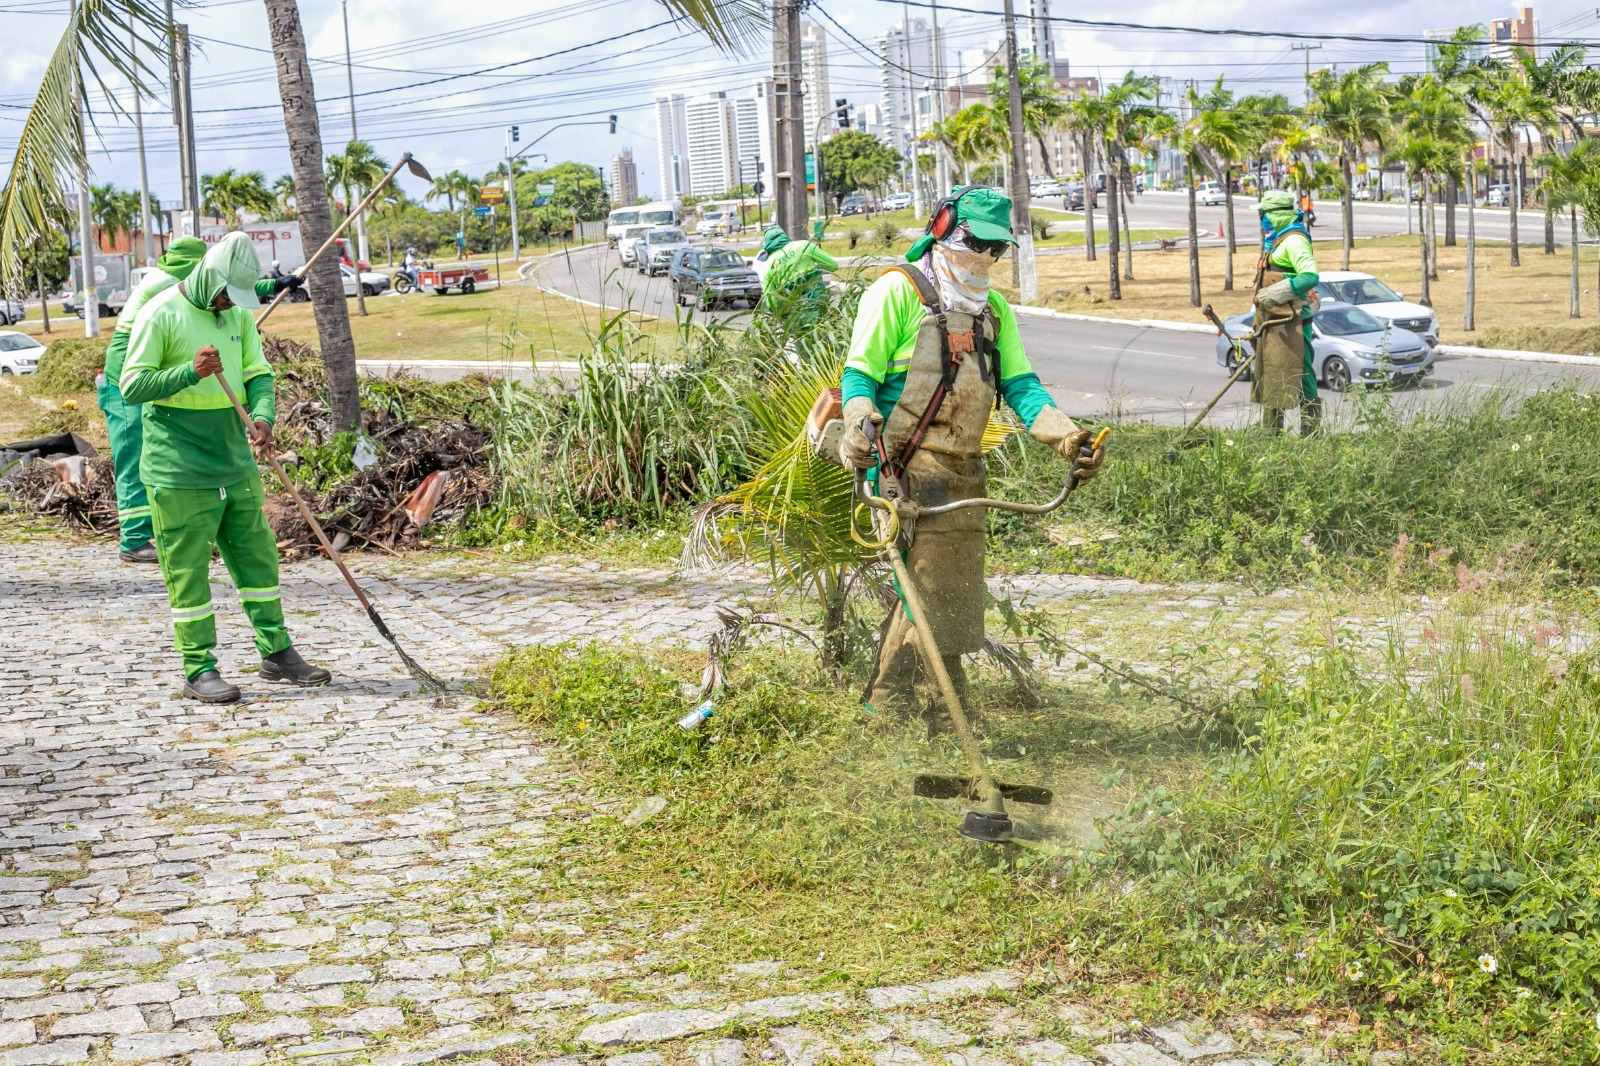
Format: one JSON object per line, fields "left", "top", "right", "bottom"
{"left": 0, "top": 0, "right": 169, "bottom": 290}
{"left": 652, "top": 0, "right": 767, "bottom": 54}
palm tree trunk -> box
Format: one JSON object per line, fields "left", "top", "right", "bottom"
{"left": 1122, "top": 169, "right": 1134, "bottom": 281}
{"left": 1545, "top": 203, "right": 1555, "bottom": 256}
{"left": 1426, "top": 179, "right": 1438, "bottom": 283}
{"left": 1082, "top": 134, "right": 1096, "bottom": 262}
{"left": 1221, "top": 167, "right": 1234, "bottom": 292}
{"left": 1464, "top": 180, "right": 1476, "bottom": 332}
{"left": 1341, "top": 150, "right": 1354, "bottom": 271}
{"left": 1509, "top": 142, "right": 1521, "bottom": 267}
{"left": 1444, "top": 172, "right": 1457, "bottom": 247}
{"left": 1418, "top": 178, "right": 1430, "bottom": 307}
{"left": 264, "top": 0, "right": 362, "bottom": 430}
{"left": 1571, "top": 204, "right": 1580, "bottom": 318}
{"left": 1187, "top": 159, "right": 1200, "bottom": 308}
{"left": 1106, "top": 165, "right": 1121, "bottom": 300}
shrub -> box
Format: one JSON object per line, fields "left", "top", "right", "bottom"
{"left": 27, "top": 338, "right": 107, "bottom": 396}
{"left": 874, "top": 218, "right": 900, "bottom": 249}
{"left": 844, "top": 226, "right": 861, "bottom": 250}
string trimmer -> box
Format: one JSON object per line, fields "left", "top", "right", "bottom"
{"left": 1163, "top": 304, "right": 1257, "bottom": 461}
{"left": 851, "top": 423, "right": 1109, "bottom": 843}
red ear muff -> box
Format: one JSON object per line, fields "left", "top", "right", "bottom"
{"left": 930, "top": 202, "right": 958, "bottom": 240}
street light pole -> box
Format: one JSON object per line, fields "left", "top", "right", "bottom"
{"left": 900, "top": 0, "right": 923, "bottom": 218}
{"left": 69, "top": 0, "right": 98, "bottom": 338}
{"left": 506, "top": 120, "right": 614, "bottom": 260}
{"left": 130, "top": 17, "right": 154, "bottom": 266}
{"left": 342, "top": 0, "right": 370, "bottom": 280}
{"left": 1000, "top": 0, "right": 1036, "bottom": 302}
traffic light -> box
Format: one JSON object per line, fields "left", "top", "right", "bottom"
{"left": 608, "top": 114, "right": 618, "bottom": 134}
{"left": 510, "top": 125, "right": 520, "bottom": 142}
{"left": 835, "top": 99, "right": 849, "bottom": 128}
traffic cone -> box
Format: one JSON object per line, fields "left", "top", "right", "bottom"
{"left": 1215, "top": 221, "right": 1225, "bottom": 239}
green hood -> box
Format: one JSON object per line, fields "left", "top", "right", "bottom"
{"left": 762, "top": 226, "right": 792, "bottom": 255}
{"left": 155, "top": 236, "right": 207, "bottom": 280}
{"left": 183, "top": 232, "right": 262, "bottom": 312}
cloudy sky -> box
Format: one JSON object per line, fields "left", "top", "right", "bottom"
{"left": 2, "top": 0, "right": 1596, "bottom": 208}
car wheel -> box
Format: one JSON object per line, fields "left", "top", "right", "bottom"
{"left": 461, "top": 278, "right": 475, "bottom": 294}
{"left": 1322, "top": 356, "right": 1351, "bottom": 393}
{"left": 361, "top": 284, "right": 376, "bottom": 297}
{"left": 0, "top": 367, "right": 11, "bottom": 375}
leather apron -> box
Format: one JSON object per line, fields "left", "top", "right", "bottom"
{"left": 1250, "top": 260, "right": 1308, "bottom": 410}
{"left": 881, "top": 307, "right": 996, "bottom": 656}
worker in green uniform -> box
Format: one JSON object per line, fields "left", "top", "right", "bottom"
{"left": 758, "top": 225, "right": 838, "bottom": 299}
{"left": 99, "top": 237, "right": 300, "bottom": 562}
{"left": 122, "top": 232, "right": 330, "bottom": 703}
{"left": 1251, "top": 189, "right": 1321, "bottom": 435}
{"left": 835, "top": 186, "right": 1102, "bottom": 716}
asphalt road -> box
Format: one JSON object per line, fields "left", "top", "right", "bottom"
{"left": 1063, "top": 190, "right": 1567, "bottom": 247}
{"left": 530, "top": 240, "right": 1600, "bottom": 428}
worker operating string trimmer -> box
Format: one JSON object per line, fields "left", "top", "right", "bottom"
{"left": 834, "top": 185, "right": 1105, "bottom": 728}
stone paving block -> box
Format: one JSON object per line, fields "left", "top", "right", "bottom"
{"left": 1, "top": 994, "right": 95, "bottom": 1020}
{"left": 0, "top": 1024, "right": 34, "bottom": 1049}
{"left": 904, "top": 1020, "right": 972, "bottom": 1049}
{"left": 1014, "top": 1040, "right": 1092, "bottom": 1066}
{"left": 769, "top": 1025, "right": 838, "bottom": 1066}
{"left": 872, "top": 1046, "right": 924, "bottom": 1066}
{"left": 865, "top": 971, "right": 1021, "bottom": 1011}
{"left": 231, "top": 1015, "right": 312, "bottom": 1044}
{"left": 50, "top": 1005, "right": 149, "bottom": 1037}
{"left": 0, "top": 983, "right": 44, "bottom": 1002}
{"left": 384, "top": 956, "right": 461, "bottom": 979}
{"left": 109, "top": 1030, "right": 223, "bottom": 1061}
{"left": 104, "top": 983, "right": 179, "bottom": 1008}
{"left": 191, "top": 1053, "right": 268, "bottom": 1066}
{"left": 606, "top": 1054, "right": 666, "bottom": 1066}
{"left": 2, "top": 1040, "right": 93, "bottom": 1066}
{"left": 1096, "top": 1045, "right": 1181, "bottom": 1066}
{"left": 1146, "top": 1022, "right": 1240, "bottom": 1062}
{"left": 692, "top": 1039, "right": 747, "bottom": 1066}
{"left": 579, "top": 1008, "right": 725, "bottom": 1047}
{"left": 329, "top": 1006, "right": 405, "bottom": 1034}
{"left": 294, "top": 965, "right": 374, "bottom": 987}
{"left": 171, "top": 994, "right": 246, "bottom": 1022}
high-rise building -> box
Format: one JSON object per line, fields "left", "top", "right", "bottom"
{"left": 800, "top": 21, "right": 833, "bottom": 148}
{"left": 685, "top": 92, "right": 736, "bottom": 197}
{"left": 879, "top": 18, "right": 941, "bottom": 160}
{"left": 610, "top": 149, "right": 639, "bottom": 206}
{"left": 1489, "top": 6, "right": 1537, "bottom": 60}
{"left": 654, "top": 94, "right": 690, "bottom": 200}
{"left": 733, "top": 81, "right": 775, "bottom": 191}
{"left": 1025, "top": 0, "right": 1061, "bottom": 75}
{"left": 1423, "top": 28, "right": 1487, "bottom": 72}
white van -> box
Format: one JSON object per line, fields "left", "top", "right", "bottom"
{"left": 636, "top": 200, "right": 680, "bottom": 228}
{"left": 606, "top": 208, "right": 641, "bottom": 246}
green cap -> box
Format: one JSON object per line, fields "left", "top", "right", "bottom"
{"left": 1256, "top": 189, "right": 1297, "bottom": 214}
{"left": 907, "top": 186, "right": 1016, "bottom": 261}
{"left": 155, "top": 236, "right": 207, "bottom": 281}
{"left": 762, "top": 226, "right": 791, "bottom": 255}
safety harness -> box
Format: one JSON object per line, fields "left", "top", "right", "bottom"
{"left": 1252, "top": 216, "right": 1312, "bottom": 288}
{"left": 878, "top": 263, "right": 1000, "bottom": 478}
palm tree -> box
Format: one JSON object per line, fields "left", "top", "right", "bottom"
{"left": 1186, "top": 76, "right": 1247, "bottom": 291}
{"left": 272, "top": 174, "right": 296, "bottom": 220}
{"left": 988, "top": 56, "right": 1067, "bottom": 178}
{"left": 1176, "top": 128, "right": 1203, "bottom": 307}
{"left": 1308, "top": 63, "right": 1391, "bottom": 270}
{"left": 1391, "top": 75, "right": 1473, "bottom": 303}
{"left": 201, "top": 169, "right": 274, "bottom": 229}
{"left": 1514, "top": 44, "right": 1587, "bottom": 255}
{"left": 1476, "top": 61, "right": 1556, "bottom": 267}
{"left": 1429, "top": 26, "right": 1495, "bottom": 246}
{"left": 1064, "top": 95, "right": 1104, "bottom": 262}
{"left": 1532, "top": 140, "right": 1600, "bottom": 318}
{"left": 324, "top": 141, "right": 388, "bottom": 316}
{"left": 1103, "top": 78, "right": 1163, "bottom": 283}
{"left": 0, "top": 0, "right": 166, "bottom": 295}
{"left": 89, "top": 183, "right": 138, "bottom": 251}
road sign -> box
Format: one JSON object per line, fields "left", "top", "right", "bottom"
{"left": 753, "top": 181, "right": 765, "bottom": 196}
{"left": 480, "top": 185, "right": 504, "bottom": 205}
{"left": 537, "top": 183, "right": 555, "bottom": 196}
{"left": 474, "top": 205, "right": 492, "bottom": 216}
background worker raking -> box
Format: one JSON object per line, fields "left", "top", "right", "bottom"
{"left": 121, "top": 232, "right": 329, "bottom": 704}
{"left": 836, "top": 186, "right": 1103, "bottom": 722}
{"left": 98, "top": 238, "right": 301, "bottom": 563}
{"left": 758, "top": 225, "right": 838, "bottom": 301}
{"left": 1251, "top": 189, "right": 1321, "bottom": 435}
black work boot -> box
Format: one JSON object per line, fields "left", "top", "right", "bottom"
{"left": 260, "top": 647, "right": 332, "bottom": 687}
{"left": 183, "top": 670, "right": 241, "bottom": 704}
{"left": 119, "top": 543, "right": 159, "bottom": 563}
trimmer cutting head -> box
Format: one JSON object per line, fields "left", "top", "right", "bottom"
{"left": 914, "top": 773, "right": 1053, "bottom": 806}
{"left": 960, "top": 809, "right": 1015, "bottom": 843}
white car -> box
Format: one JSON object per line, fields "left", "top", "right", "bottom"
{"left": 695, "top": 210, "right": 740, "bottom": 236}
{"left": 1032, "top": 180, "right": 1064, "bottom": 198}
{"left": 882, "top": 192, "right": 913, "bottom": 212}
{"left": 617, "top": 224, "right": 653, "bottom": 267}
{"left": 0, "top": 298, "right": 24, "bottom": 326}
{"left": 339, "top": 263, "right": 390, "bottom": 298}
{"left": 1197, "top": 181, "right": 1225, "bottom": 206}
{"left": 0, "top": 331, "right": 44, "bottom": 375}
{"left": 1312, "top": 270, "right": 1440, "bottom": 348}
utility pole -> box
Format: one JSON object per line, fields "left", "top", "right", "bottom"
{"left": 1000, "top": 0, "right": 1036, "bottom": 302}
{"left": 929, "top": 0, "right": 949, "bottom": 197}
{"left": 131, "top": 17, "right": 154, "bottom": 266}
{"left": 342, "top": 0, "right": 370, "bottom": 289}
{"left": 900, "top": 3, "right": 923, "bottom": 218}
{"left": 1290, "top": 43, "right": 1321, "bottom": 103}
{"left": 174, "top": 24, "right": 200, "bottom": 240}
{"left": 771, "top": 0, "right": 808, "bottom": 237}
{"left": 70, "top": 0, "right": 98, "bottom": 338}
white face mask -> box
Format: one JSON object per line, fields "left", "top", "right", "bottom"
{"left": 927, "top": 229, "right": 997, "bottom": 314}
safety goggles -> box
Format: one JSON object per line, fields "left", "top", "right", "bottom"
{"left": 957, "top": 231, "right": 1010, "bottom": 259}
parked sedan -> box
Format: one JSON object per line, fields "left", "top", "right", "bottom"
{"left": 637, "top": 227, "right": 692, "bottom": 276}
{"left": 1214, "top": 301, "right": 1434, "bottom": 391}
{"left": 617, "top": 224, "right": 654, "bottom": 267}
{"left": 1312, "top": 271, "right": 1439, "bottom": 348}
{"left": 1033, "top": 180, "right": 1064, "bottom": 198}
{"left": 0, "top": 298, "right": 24, "bottom": 326}
{"left": 669, "top": 248, "right": 762, "bottom": 309}
{"left": 339, "top": 263, "right": 390, "bottom": 298}
{"left": 0, "top": 331, "right": 44, "bottom": 375}
{"left": 881, "top": 192, "right": 913, "bottom": 211}
{"left": 1197, "top": 181, "right": 1226, "bottom": 206}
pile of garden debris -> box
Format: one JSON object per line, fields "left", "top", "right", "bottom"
{"left": 0, "top": 339, "right": 499, "bottom": 556}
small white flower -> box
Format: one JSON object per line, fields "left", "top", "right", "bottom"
{"left": 1285, "top": 976, "right": 1295, "bottom": 986}
{"left": 1445, "top": 888, "right": 1458, "bottom": 898}
{"left": 1516, "top": 987, "right": 1531, "bottom": 999}
{"left": 1479, "top": 953, "right": 1498, "bottom": 974}
{"left": 1346, "top": 962, "right": 1363, "bottom": 981}
{"left": 1224, "top": 439, "right": 1235, "bottom": 447}
{"left": 1511, "top": 443, "right": 1521, "bottom": 452}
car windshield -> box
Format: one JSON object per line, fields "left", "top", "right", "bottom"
{"left": 701, "top": 251, "right": 745, "bottom": 270}
{"left": 639, "top": 209, "right": 675, "bottom": 226}
{"left": 1315, "top": 306, "right": 1387, "bottom": 336}
{"left": 1320, "top": 277, "right": 1402, "bottom": 305}
{"left": 649, "top": 229, "right": 686, "bottom": 244}
{"left": 609, "top": 210, "right": 639, "bottom": 226}
{"left": 0, "top": 335, "right": 41, "bottom": 352}
{"left": 624, "top": 226, "right": 651, "bottom": 238}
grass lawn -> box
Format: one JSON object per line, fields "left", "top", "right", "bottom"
{"left": 1023, "top": 233, "right": 1600, "bottom": 351}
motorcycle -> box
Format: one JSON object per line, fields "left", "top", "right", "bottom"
{"left": 392, "top": 260, "right": 433, "bottom": 295}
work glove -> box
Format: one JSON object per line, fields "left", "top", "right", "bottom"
{"left": 838, "top": 396, "right": 883, "bottom": 470}
{"left": 1256, "top": 278, "right": 1299, "bottom": 310}
{"left": 1030, "top": 405, "right": 1102, "bottom": 486}
{"left": 274, "top": 274, "right": 305, "bottom": 294}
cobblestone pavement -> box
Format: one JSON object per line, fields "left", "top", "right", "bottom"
{"left": 0, "top": 542, "right": 1339, "bottom": 1066}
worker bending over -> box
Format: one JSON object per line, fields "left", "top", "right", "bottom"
{"left": 122, "top": 232, "right": 330, "bottom": 703}
{"left": 99, "top": 238, "right": 299, "bottom": 562}
{"left": 1252, "top": 190, "right": 1321, "bottom": 435}
{"left": 836, "top": 186, "right": 1102, "bottom": 716}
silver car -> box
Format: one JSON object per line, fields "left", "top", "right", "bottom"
{"left": 0, "top": 298, "right": 24, "bottom": 326}
{"left": 1215, "top": 301, "right": 1435, "bottom": 391}
{"left": 637, "top": 227, "right": 691, "bottom": 277}
{"left": 1312, "top": 271, "right": 1439, "bottom": 348}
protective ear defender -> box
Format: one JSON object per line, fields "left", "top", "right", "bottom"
{"left": 926, "top": 186, "right": 971, "bottom": 240}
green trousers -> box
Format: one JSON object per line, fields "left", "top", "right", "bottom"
{"left": 150, "top": 473, "right": 291, "bottom": 679}
{"left": 96, "top": 378, "right": 153, "bottom": 551}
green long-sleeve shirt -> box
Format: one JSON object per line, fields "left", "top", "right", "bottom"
{"left": 1265, "top": 227, "right": 1319, "bottom": 319}
{"left": 106, "top": 275, "right": 275, "bottom": 383}
{"left": 840, "top": 268, "right": 1054, "bottom": 428}
{"left": 121, "top": 283, "right": 275, "bottom": 489}
{"left": 762, "top": 240, "right": 838, "bottom": 295}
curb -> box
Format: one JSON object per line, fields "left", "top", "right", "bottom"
{"left": 1011, "top": 304, "right": 1216, "bottom": 335}
{"left": 1434, "top": 343, "right": 1600, "bottom": 367}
